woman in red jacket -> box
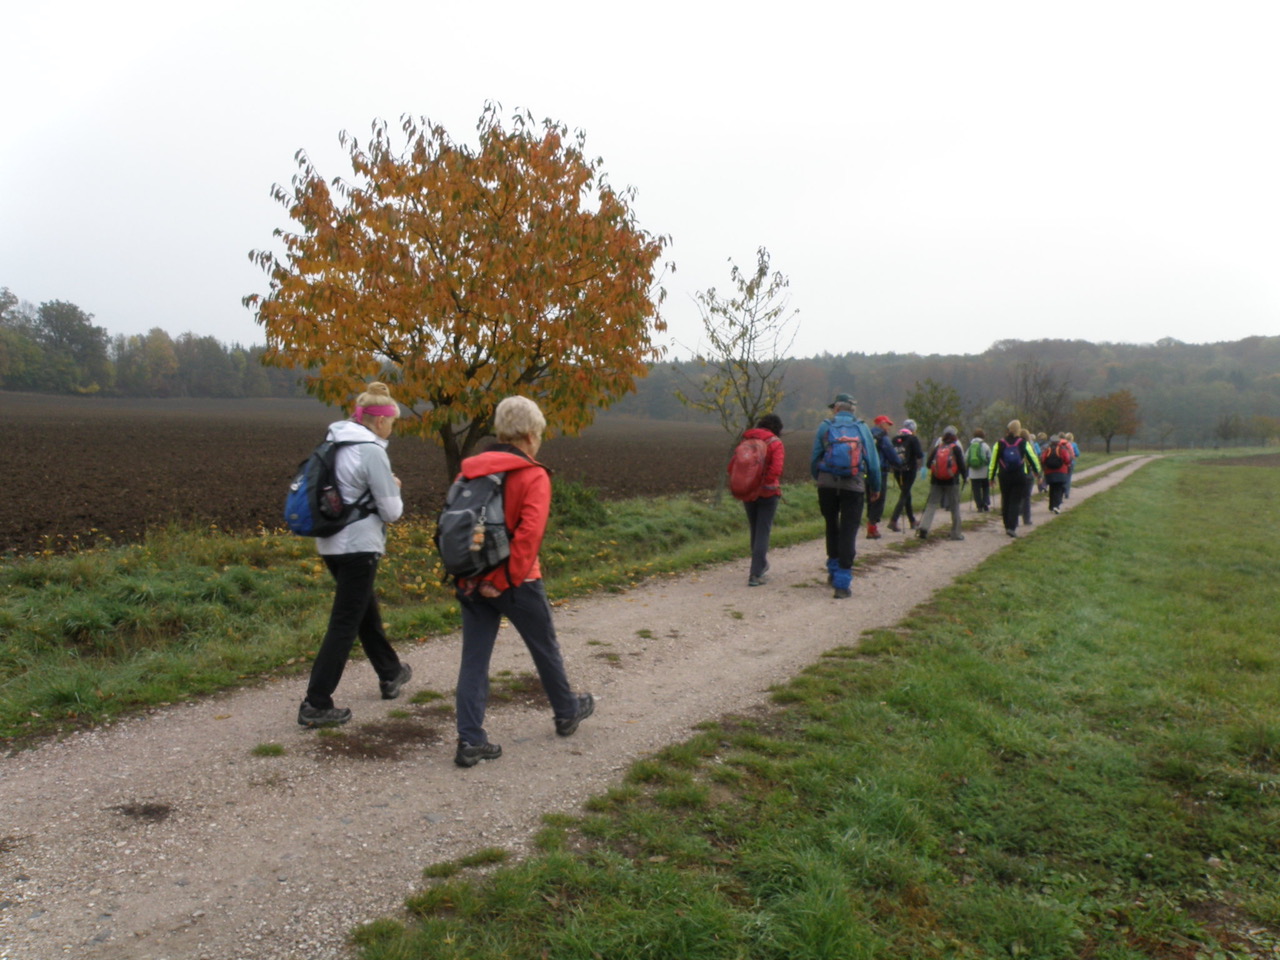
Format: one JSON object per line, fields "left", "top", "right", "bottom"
{"left": 737, "top": 413, "right": 785, "bottom": 586}
{"left": 452, "top": 396, "right": 594, "bottom": 768}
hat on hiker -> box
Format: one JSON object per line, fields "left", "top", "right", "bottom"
{"left": 903, "top": 419, "right": 917, "bottom": 431}
{"left": 828, "top": 393, "right": 856, "bottom": 409}
{"left": 874, "top": 415, "right": 893, "bottom": 426}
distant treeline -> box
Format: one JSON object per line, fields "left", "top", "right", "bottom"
{"left": 4, "top": 286, "right": 1278, "bottom": 445}
{"left": 0, "top": 289, "right": 308, "bottom": 398}
{"left": 615, "top": 336, "right": 1280, "bottom": 446}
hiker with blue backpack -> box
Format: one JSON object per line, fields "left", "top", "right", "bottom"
{"left": 988, "top": 419, "right": 1043, "bottom": 539}
{"left": 449, "top": 396, "right": 594, "bottom": 768}
{"left": 811, "top": 394, "right": 881, "bottom": 599}
{"left": 297, "top": 381, "right": 413, "bottom": 728}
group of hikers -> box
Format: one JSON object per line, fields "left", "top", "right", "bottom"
{"left": 293, "top": 381, "right": 1079, "bottom": 769}
{"left": 733, "top": 394, "right": 1080, "bottom": 599}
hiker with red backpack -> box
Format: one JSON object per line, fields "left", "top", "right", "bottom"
{"left": 1041, "top": 432, "right": 1074, "bottom": 513}
{"left": 727, "top": 413, "right": 785, "bottom": 587}
{"left": 916, "top": 426, "right": 969, "bottom": 541}
{"left": 811, "top": 394, "right": 881, "bottom": 599}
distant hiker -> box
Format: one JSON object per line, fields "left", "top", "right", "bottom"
{"left": 989, "top": 419, "right": 1042, "bottom": 538}
{"left": 888, "top": 419, "right": 924, "bottom": 532}
{"left": 298, "top": 381, "right": 412, "bottom": 728}
{"left": 729, "top": 413, "right": 785, "bottom": 587}
{"left": 865, "top": 414, "right": 903, "bottom": 540}
{"left": 966, "top": 428, "right": 992, "bottom": 512}
{"left": 1021, "top": 428, "right": 1042, "bottom": 526}
{"left": 917, "top": 426, "right": 969, "bottom": 541}
{"left": 451, "top": 396, "right": 594, "bottom": 768}
{"left": 1042, "top": 433, "right": 1074, "bottom": 513}
{"left": 1064, "top": 431, "right": 1080, "bottom": 498}
{"left": 811, "top": 394, "right": 881, "bottom": 599}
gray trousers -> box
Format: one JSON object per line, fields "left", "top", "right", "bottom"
{"left": 920, "top": 483, "right": 963, "bottom": 537}
{"left": 456, "top": 579, "right": 576, "bottom": 746}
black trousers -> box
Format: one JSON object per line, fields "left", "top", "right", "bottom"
{"left": 305, "top": 553, "right": 401, "bottom": 710}
{"left": 890, "top": 471, "right": 918, "bottom": 526}
{"left": 818, "top": 485, "right": 865, "bottom": 570}
{"left": 998, "top": 471, "right": 1026, "bottom": 533}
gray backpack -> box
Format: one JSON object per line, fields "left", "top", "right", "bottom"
{"left": 434, "top": 473, "right": 510, "bottom": 579}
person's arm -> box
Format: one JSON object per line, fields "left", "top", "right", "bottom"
{"left": 761, "top": 436, "right": 784, "bottom": 495}
{"left": 364, "top": 447, "right": 403, "bottom": 523}
{"left": 810, "top": 424, "right": 827, "bottom": 479}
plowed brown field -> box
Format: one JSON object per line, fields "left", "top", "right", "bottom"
{"left": 0, "top": 392, "right": 815, "bottom": 556}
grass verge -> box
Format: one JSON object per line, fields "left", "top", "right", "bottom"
{"left": 346, "top": 453, "right": 1280, "bottom": 959}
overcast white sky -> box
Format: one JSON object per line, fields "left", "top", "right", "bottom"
{"left": 3, "top": 1, "right": 1277, "bottom": 360}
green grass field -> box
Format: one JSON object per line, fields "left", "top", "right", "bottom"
{"left": 347, "top": 452, "right": 1279, "bottom": 959}
{"left": 3, "top": 450, "right": 1277, "bottom": 957}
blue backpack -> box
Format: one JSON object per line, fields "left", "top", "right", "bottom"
{"left": 820, "top": 420, "right": 865, "bottom": 478}
{"left": 284, "top": 439, "right": 376, "bottom": 537}
{"left": 999, "top": 438, "right": 1025, "bottom": 472}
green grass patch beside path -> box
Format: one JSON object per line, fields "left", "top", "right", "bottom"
{"left": 350, "top": 454, "right": 1280, "bottom": 959}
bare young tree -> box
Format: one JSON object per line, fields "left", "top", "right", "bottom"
{"left": 674, "top": 247, "right": 799, "bottom": 463}
{"left": 1011, "top": 356, "right": 1074, "bottom": 433}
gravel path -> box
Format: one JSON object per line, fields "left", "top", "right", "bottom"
{"left": 0, "top": 457, "right": 1152, "bottom": 960}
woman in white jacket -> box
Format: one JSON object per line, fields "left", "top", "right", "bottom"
{"left": 298, "top": 382, "right": 412, "bottom": 727}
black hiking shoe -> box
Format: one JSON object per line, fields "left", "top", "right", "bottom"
{"left": 555, "top": 693, "right": 595, "bottom": 737}
{"left": 297, "top": 701, "right": 352, "bottom": 728}
{"left": 833, "top": 587, "right": 852, "bottom": 599}
{"left": 380, "top": 662, "right": 413, "bottom": 700}
{"left": 455, "top": 739, "right": 502, "bottom": 767}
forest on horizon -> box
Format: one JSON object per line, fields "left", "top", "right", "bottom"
{"left": 3, "top": 287, "right": 1277, "bottom": 447}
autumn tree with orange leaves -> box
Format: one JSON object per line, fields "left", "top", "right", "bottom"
{"left": 245, "top": 105, "right": 670, "bottom": 480}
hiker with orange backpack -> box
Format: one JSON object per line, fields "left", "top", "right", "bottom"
{"left": 728, "top": 413, "right": 785, "bottom": 587}
{"left": 916, "top": 426, "right": 969, "bottom": 541}
{"left": 1041, "top": 432, "right": 1074, "bottom": 513}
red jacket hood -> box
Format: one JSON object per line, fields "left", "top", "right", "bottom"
{"left": 460, "top": 448, "right": 544, "bottom": 480}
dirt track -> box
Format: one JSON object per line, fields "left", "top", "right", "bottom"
{"left": 0, "top": 457, "right": 1152, "bottom": 960}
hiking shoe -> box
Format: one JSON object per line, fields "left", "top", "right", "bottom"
{"left": 380, "top": 662, "right": 413, "bottom": 700}
{"left": 297, "top": 701, "right": 352, "bottom": 728}
{"left": 748, "top": 575, "right": 768, "bottom": 587}
{"left": 833, "top": 587, "right": 852, "bottom": 599}
{"left": 455, "top": 739, "right": 502, "bottom": 767}
{"left": 887, "top": 520, "right": 901, "bottom": 532}
{"left": 866, "top": 524, "right": 881, "bottom": 539}
{"left": 917, "top": 528, "right": 929, "bottom": 539}
{"left": 949, "top": 533, "right": 965, "bottom": 541}
{"left": 1006, "top": 529, "right": 1018, "bottom": 538}
{"left": 555, "top": 693, "right": 595, "bottom": 737}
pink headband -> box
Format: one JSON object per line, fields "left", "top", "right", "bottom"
{"left": 354, "top": 404, "right": 397, "bottom": 424}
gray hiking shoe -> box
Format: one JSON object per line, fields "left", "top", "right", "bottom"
{"left": 297, "top": 701, "right": 352, "bottom": 728}
{"left": 555, "top": 693, "right": 595, "bottom": 737}
{"left": 380, "top": 662, "right": 413, "bottom": 700}
{"left": 455, "top": 739, "right": 502, "bottom": 767}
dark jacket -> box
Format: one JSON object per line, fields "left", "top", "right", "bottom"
{"left": 925, "top": 439, "right": 969, "bottom": 486}
{"left": 871, "top": 426, "right": 903, "bottom": 481}
{"left": 988, "top": 435, "right": 1043, "bottom": 481}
